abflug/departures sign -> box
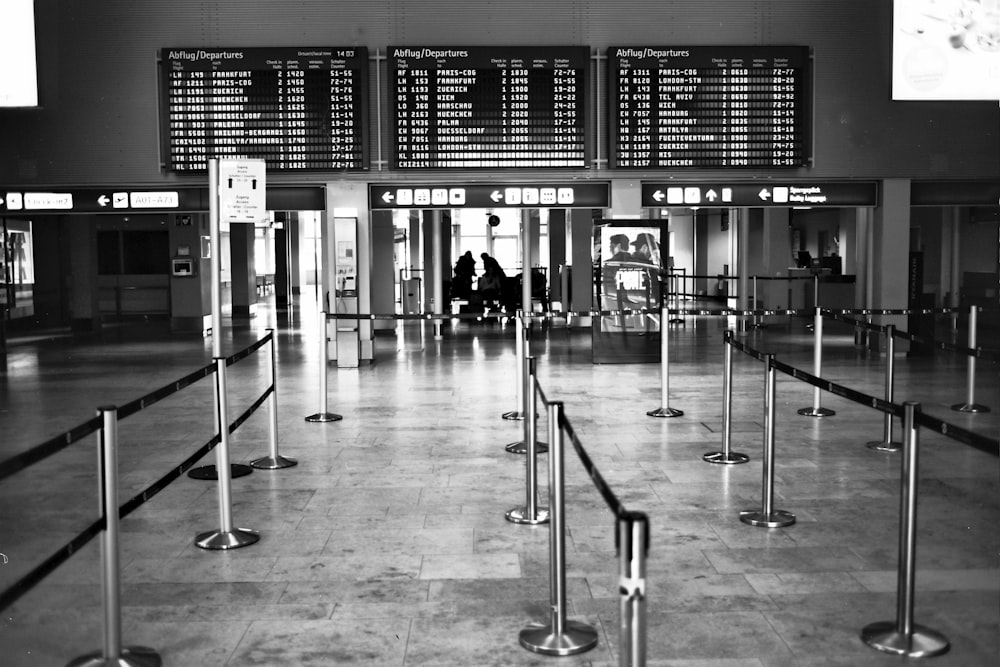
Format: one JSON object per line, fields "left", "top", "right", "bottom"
{"left": 612, "top": 46, "right": 811, "bottom": 169}
{"left": 389, "top": 46, "right": 591, "bottom": 169}
{"left": 160, "top": 47, "right": 369, "bottom": 172}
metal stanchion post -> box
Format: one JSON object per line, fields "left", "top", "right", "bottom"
{"left": 503, "top": 312, "right": 526, "bottom": 421}
{"left": 69, "top": 408, "right": 162, "bottom": 667}
{"left": 617, "top": 511, "right": 648, "bottom": 667}
{"left": 862, "top": 402, "right": 950, "bottom": 658}
{"left": 196, "top": 358, "right": 260, "bottom": 550}
{"left": 750, "top": 275, "right": 766, "bottom": 329}
{"left": 306, "top": 310, "right": 343, "bottom": 422}
{"left": 798, "top": 307, "right": 836, "bottom": 417}
{"left": 740, "top": 355, "right": 795, "bottom": 528}
{"left": 520, "top": 402, "right": 599, "bottom": 656}
{"left": 648, "top": 305, "right": 683, "bottom": 418}
{"left": 867, "top": 324, "right": 902, "bottom": 452}
{"left": 252, "top": 330, "right": 297, "bottom": 469}
{"left": 668, "top": 269, "right": 684, "bottom": 325}
{"left": 704, "top": 331, "right": 750, "bottom": 464}
{"left": 951, "top": 305, "right": 990, "bottom": 413}
{"left": 506, "top": 356, "right": 550, "bottom": 523}
{"left": 506, "top": 353, "right": 549, "bottom": 455}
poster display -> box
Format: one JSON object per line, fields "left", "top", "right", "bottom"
{"left": 592, "top": 222, "right": 666, "bottom": 363}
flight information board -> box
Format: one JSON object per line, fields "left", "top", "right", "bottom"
{"left": 389, "top": 46, "right": 591, "bottom": 169}
{"left": 160, "top": 47, "right": 368, "bottom": 172}
{"left": 610, "top": 46, "right": 810, "bottom": 169}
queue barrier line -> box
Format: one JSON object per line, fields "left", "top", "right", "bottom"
{"left": 725, "top": 335, "right": 999, "bottom": 457}
{"left": 722, "top": 333, "right": 993, "bottom": 656}
{"left": 323, "top": 306, "right": 964, "bottom": 323}
{"left": 495, "top": 320, "right": 648, "bottom": 663}
{"left": 825, "top": 308, "right": 999, "bottom": 362}
{"left": 0, "top": 333, "right": 281, "bottom": 614}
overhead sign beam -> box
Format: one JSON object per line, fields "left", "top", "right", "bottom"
{"left": 640, "top": 181, "right": 878, "bottom": 207}
{"left": 0, "top": 186, "right": 326, "bottom": 214}
{"left": 369, "top": 182, "right": 611, "bottom": 209}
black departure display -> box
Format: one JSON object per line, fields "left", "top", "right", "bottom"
{"left": 160, "top": 47, "right": 368, "bottom": 172}
{"left": 389, "top": 46, "right": 591, "bottom": 169}
{"left": 611, "top": 46, "right": 810, "bottom": 169}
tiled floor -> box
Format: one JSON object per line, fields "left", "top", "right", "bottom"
{"left": 0, "top": 301, "right": 997, "bottom": 666}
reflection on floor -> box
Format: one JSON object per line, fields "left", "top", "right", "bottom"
{"left": 0, "top": 307, "right": 997, "bottom": 666}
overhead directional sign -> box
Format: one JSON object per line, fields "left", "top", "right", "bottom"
{"left": 1, "top": 186, "right": 325, "bottom": 214}
{"left": 641, "top": 182, "right": 878, "bottom": 208}
{"left": 369, "top": 182, "right": 610, "bottom": 209}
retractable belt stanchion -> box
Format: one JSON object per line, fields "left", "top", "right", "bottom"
{"left": 867, "top": 324, "right": 902, "bottom": 452}
{"left": 520, "top": 402, "right": 599, "bottom": 656}
{"left": 740, "top": 354, "right": 795, "bottom": 528}
{"left": 862, "top": 402, "right": 950, "bottom": 658}
{"left": 704, "top": 331, "right": 750, "bottom": 464}
{"left": 617, "top": 511, "right": 648, "bottom": 667}
{"left": 196, "top": 358, "right": 260, "bottom": 550}
{"left": 305, "top": 310, "right": 343, "bottom": 422}
{"left": 647, "top": 305, "right": 683, "bottom": 418}
{"left": 69, "top": 408, "right": 162, "bottom": 667}
{"left": 750, "top": 276, "right": 765, "bottom": 329}
{"left": 251, "top": 329, "right": 297, "bottom": 469}
{"left": 503, "top": 312, "right": 526, "bottom": 421}
{"left": 798, "top": 307, "right": 836, "bottom": 417}
{"left": 506, "top": 356, "right": 550, "bottom": 523}
{"left": 951, "top": 305, "right": 990, "bottom": 413}
{"left": 506, "top": 352, "right": 549, "bottom": 456}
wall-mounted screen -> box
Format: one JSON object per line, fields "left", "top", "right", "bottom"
{"left": 389, "top": 46, "right": 591, "bottom": 169}
{"left": 610, "top": 46, "right": 811, "bottom": 169}
{"left": 892, "top": 0, "right": 1000, "bottom": 100}
{"left": 0, "top": 0, "right": 38, "bottom": 108}
{"left": 159, "top": 47, "right": 369, "bottom": 172}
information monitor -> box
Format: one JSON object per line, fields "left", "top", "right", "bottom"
{"left": 610, "top": 46, "right": 811, "bottom": 169}
{"left": 160, "top": 47, "right": 369, "bottom": 172}
{"left": 389, "top": 46, "right": 591, "bottom": 169}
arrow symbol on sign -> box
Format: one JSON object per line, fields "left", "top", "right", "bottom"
{"left": 381, "top": 192, "right": 394, "bottom": 203}
{"left": 758, "top": 188, "right": 771, "bottom": 201}
{"left": 97, "top": 195, "right": 110, "bottom": 207}
{"left": 652, "top": 190, "right": 665, "bottom": 202}
{"left": 490, "top": 190, "right": 503, "bottom": 203}
{"left": 706, "top": 190, "right": 717, "bottom": 202}
{"left": 0, "top": 197, "right": 4, "bottom": 207}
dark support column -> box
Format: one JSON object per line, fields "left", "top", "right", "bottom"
{"left": 230, "top": 222, "right": 256, "bottom": 318}
{"left": 275, "top": 226, "right": 290, "bottom": 309}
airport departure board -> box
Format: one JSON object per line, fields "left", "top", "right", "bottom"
{"left": 160, "top": 47, "right": 368, "bottom": 172}
{"left": 610, "top": 46, "right": 810, "bottom": 169}
{"left": 389, "top": 47, "right": 591, "bottom": 169}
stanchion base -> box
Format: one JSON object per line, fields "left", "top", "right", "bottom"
{"left": 305, "top": 412, "right": 343, "bottom": 422}
{"left": 67, "top": 646, "right": 163, "bottom": 667}
{"left": 703, "top": 450, "right": 750, "bottom": 465}
{"left": 502, "top": 410, "right": 525, "bottom": 421}
{"left": 951, "top": 403, "right": 990, "bottom": 414}
{"left": 739, "top": 509, "right": 796, "bottom": 528}
{"left": 195, "top": 527, "right": 260, "bottom": 550}
{"left": 519, "top": 620, "right": 599, "bottom": 656}
{"left": 505, "top": 441, "right": 549, "bottom": 454}
{"left": 187, "top": 464, "right": 253, "bottom": 480}
{"left": 505, "top": 506, "right": 550, "bottom": 525}
{"left": 647, "top": 407, "right": 684, "bottom": 418}
{"left": 250, "top": 454, "right": 298, "bottom": 470}
{"left": 861, "top": 621, "right": 950, "bottom": 658}
{"left": 797, "top": 407, "right": 836, "bottom": 418}
{"left": 866, "top": 440, "right": 902, "bottom": 452}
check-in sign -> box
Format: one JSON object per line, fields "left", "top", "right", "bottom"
{"left": 218, "top": 159, "right": 267, "bottom": 223}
